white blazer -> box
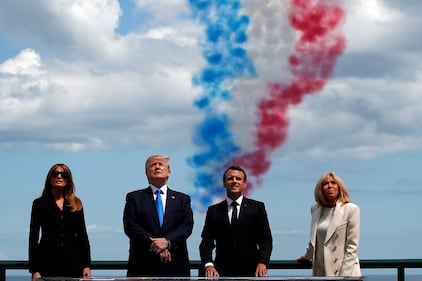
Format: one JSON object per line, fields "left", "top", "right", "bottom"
{"left": 304, "top": 202, "right": 361, "bottom": 276}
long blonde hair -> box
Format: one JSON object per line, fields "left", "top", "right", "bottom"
{"left": 42, "top": 163, "right": 83, "bottom": 211}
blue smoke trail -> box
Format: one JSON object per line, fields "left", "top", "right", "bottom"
{"left": 187, "top": 0, "right": 256, "bottom": 211}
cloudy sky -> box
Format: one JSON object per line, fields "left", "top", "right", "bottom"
{"left": 1, "top": 0, "right": 421, "bottom": 277}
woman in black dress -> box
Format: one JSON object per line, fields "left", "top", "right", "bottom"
{"left": 29, "top": 163, "right": 91, "bottom": 281}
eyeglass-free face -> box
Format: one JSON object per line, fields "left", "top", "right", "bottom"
{"left": 224, "top": 169, "right": 246, "bottom": 200}
{"left": 322, "top": 175, "right": 339, "bottom": 206}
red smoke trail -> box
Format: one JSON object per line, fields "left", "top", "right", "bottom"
{"left": 230, "top": 0, "right": 346, "bottom": 192}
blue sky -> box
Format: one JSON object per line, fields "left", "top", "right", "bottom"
{"left": 1, "top": 0, "right": 422, "bottom": 277}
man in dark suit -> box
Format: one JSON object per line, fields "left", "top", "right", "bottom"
{"left": 199, "top": 165, "right": 273, "bottom": 277}
{"left": 123, "top": 155, "right": 194, "bottom": 277}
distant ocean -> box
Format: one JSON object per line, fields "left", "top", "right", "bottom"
{"left": 5, "top": 275, "right": 422, "bottom": 281}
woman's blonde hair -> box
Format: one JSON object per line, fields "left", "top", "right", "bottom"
{"left": 314, "top": 172, "right": 350, "bottom": 206}
{"left": 42, "top": 163, "right": 82, "bottom": 211}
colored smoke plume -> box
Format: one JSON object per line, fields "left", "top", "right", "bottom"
{"left": 188, "top": 0, "right": 346, "bottom": 210}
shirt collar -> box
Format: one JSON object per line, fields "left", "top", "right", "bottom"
{"left": 150, "top": 184, "right": 168, "bottom": 194}
{"left": 227, "top": 195, "right": 243, "bottom": 207}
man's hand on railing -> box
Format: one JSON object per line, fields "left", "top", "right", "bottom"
{"left": 204, "top": 265, "right": 219, "bottom": 277}
{"left": 31, "top": 271, "right": 41, "bottom": 281}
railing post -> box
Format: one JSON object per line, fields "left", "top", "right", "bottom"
{"left": 0, "top": 267, "right": 5, "bottom": 281}
{"left": 398, "top": 267, "right": 405, "bottom": 281}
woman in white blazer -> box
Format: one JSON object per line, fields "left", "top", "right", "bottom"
{"left": 297, "top": 172, "right": 361, "bottom": 276}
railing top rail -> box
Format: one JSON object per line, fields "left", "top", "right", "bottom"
{"left": 1, "top": 259, "right": 422, "bottom": 269}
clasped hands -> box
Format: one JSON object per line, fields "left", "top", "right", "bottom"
{"left": 150, "top": 237, "right": 171, "bottom": 263}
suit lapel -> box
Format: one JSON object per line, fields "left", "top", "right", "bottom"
{"left": 216, "top": 200, "right": 230, "bottom": 226}
{"left": 310, "top": 205, "right": 321, "bottom": 246}
{"left": 325, "top": 202, "right": 344, "bottom": 243}
{"left": 164, "top": 188, "right": 182, "bottom": 227}
{"left": 163, "top": 189, "right": 174, "bottom": 227}
{"left": 237, "top": 197, "right": 250, "bottom": 223}
{"left": 144, "top": 187, "right": 162, "bottom": 228}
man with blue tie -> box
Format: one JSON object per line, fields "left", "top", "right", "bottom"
{"left": 199, "top": 165, "right": 273, "bottom": 277}
{"left": 123, "top": 155, "right": 194, "bottom": 276}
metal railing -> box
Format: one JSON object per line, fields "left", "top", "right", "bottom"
{"left": 1, "top": 259, "right": 421, "bottom": 281}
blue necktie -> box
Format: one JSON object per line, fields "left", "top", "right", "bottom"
{"left": 156, "top": 190, "right": 164, "bottom": 226}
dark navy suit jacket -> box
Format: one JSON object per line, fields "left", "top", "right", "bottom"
{"left": 123, "top": 187, "right": 193, "bottom": 276}
{"left": 199, "top": 197, "right": 273, "bottom": 276}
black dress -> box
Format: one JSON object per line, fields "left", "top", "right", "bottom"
{"left": 29, "top": 196, "right": 91, "bottom": 277}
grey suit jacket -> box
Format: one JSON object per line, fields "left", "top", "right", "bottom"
{"left": 304, "top": 202, "right": 361, "bottom": 276}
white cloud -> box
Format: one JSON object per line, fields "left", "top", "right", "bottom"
{"left": 284, "top": 74, "right": 422, "bottom": 159}
{"left": 0, "top": 0, "right": 421, "bottom": 161}
{"left": 0, "top": 49, "right": 43, "bottom": 75}
{"left": 344, "top": 0, "right": 404, "bottom": 53}
{"left": 0, "top": 0, "right": 203, "bottom": 151}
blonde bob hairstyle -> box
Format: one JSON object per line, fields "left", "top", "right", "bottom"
{"left": 314, "top": 172, "right": 350, "bottom": 207}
